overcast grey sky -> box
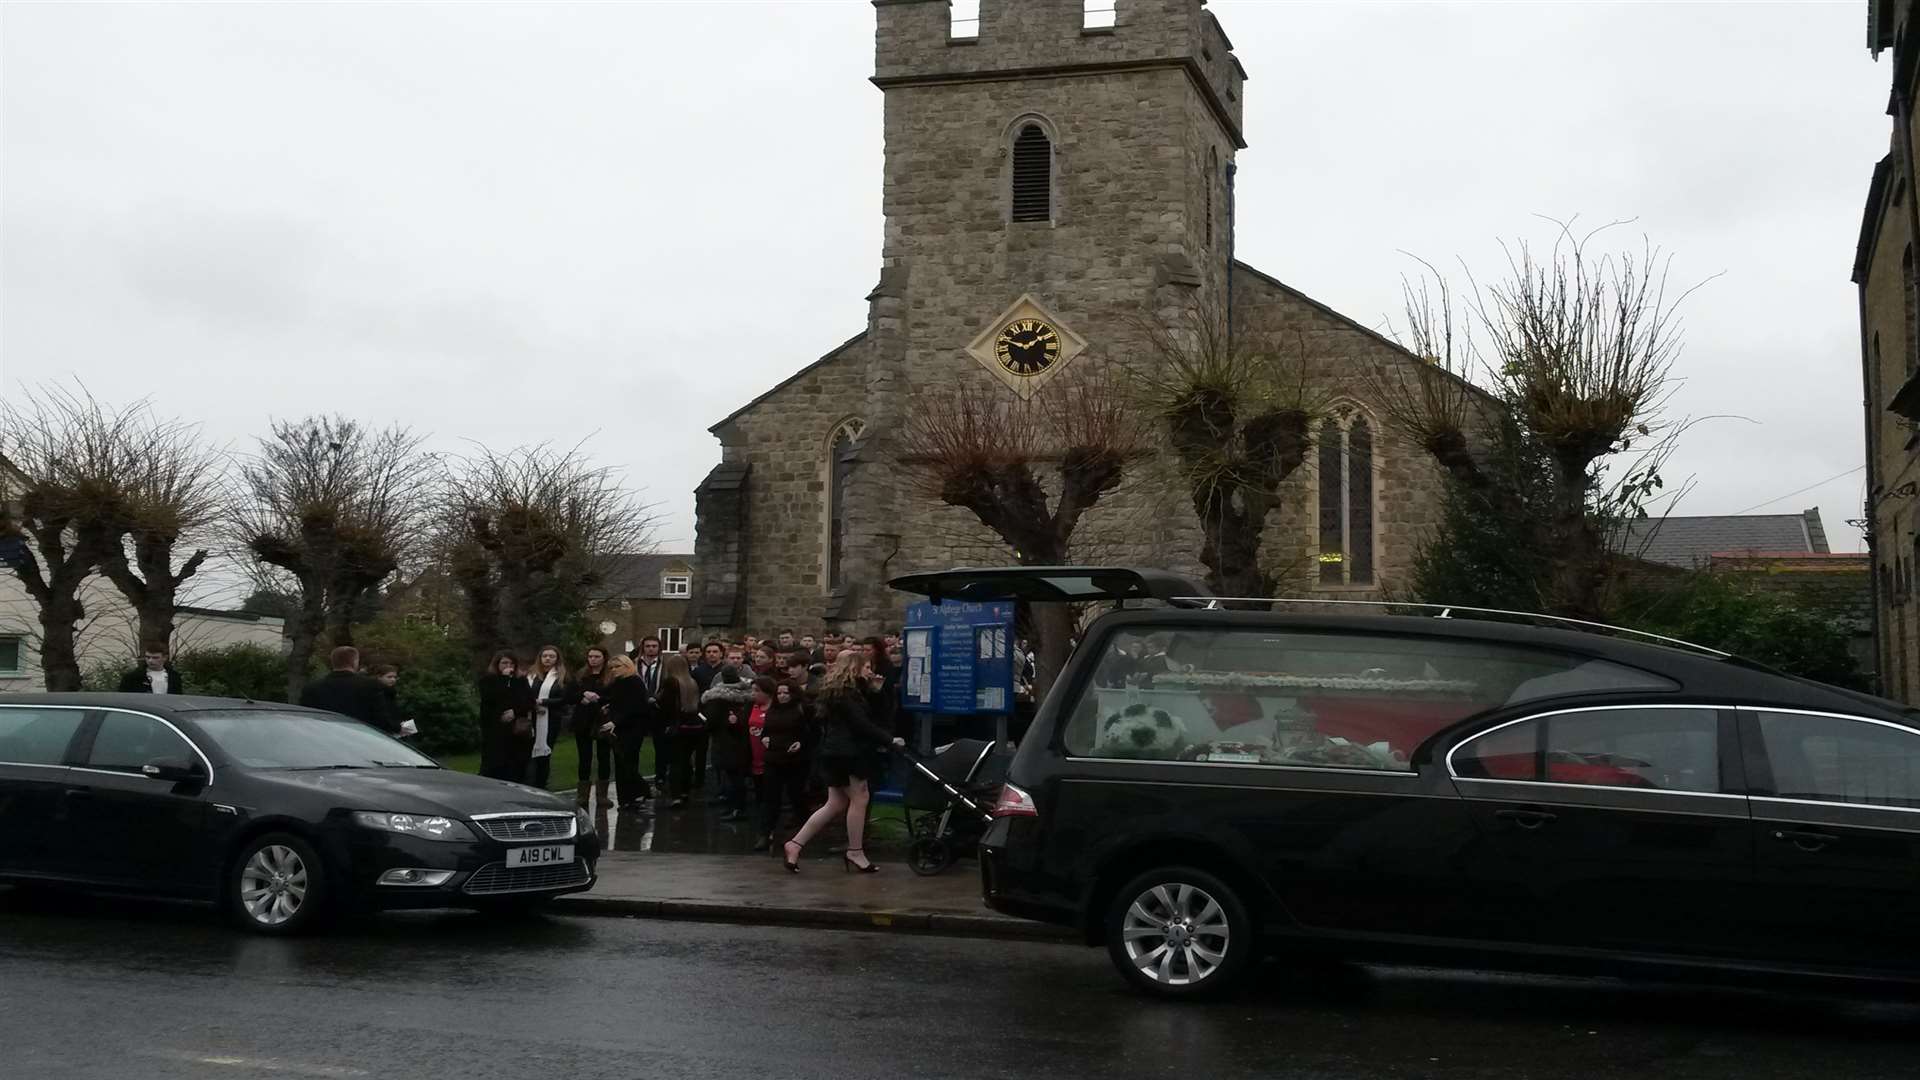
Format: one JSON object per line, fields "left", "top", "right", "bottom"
{"left": 0, "top": 0, "right": 1889, "bottom": 590}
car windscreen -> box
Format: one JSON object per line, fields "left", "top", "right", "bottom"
{"left": 187, "top": 711, "right": 440, "bottom": 769}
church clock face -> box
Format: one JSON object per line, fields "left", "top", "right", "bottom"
{"left": 993, "top": 319, "right": 1062, "bottom": 377}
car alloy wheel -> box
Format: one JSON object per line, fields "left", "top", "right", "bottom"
{"left": 240, "top": 845, "right": 307, "bottom": 926}
{"left": 230, "top": 833, "right": 328, "bottom": 935}
{"left": 1106, "top": 866, "right": 1252, "bottom": 998}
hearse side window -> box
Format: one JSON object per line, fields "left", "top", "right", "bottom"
{"left": 86, "top": 711, "right": 194, "bottom": 773}
{"left": 1062, "top": 628, "right": 1674, "bottom": 771}
{"left": 0, "top": 707, "right": 87, "bottom": 766}
{"left": 1453, "top": 707, "right": 1721, "bottom": 793}
{"left": 1755, "top": 711, "right": 1920, "bottom": 809}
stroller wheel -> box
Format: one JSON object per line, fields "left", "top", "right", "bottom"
{"left": 907, "top": 837, "right": 954, "bottom": 876}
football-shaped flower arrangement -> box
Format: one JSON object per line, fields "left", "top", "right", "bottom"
{"left": 1095, "top": 703, "right": 1190, "bottom": 759}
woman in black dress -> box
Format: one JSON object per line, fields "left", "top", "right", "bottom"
{"left": 599, "top": 654, "right": 654, "bottom": 810}
{"left": 780, "top": 650, "right": 904, "bottom": 873}
{"left": 477, "top": 652, "right": 535, "bottom": 782}
{"left": 571, "top": 647, "right": 614, "bottom": 808}
{"left": 658, "top": 654, "right": 706, "bottom": 808}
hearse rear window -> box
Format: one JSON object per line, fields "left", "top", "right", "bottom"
{"left": 1061, "top": 628, "right": 1675, "bottom": 771}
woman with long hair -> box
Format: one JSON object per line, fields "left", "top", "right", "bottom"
{"left": 525, "top": 644, "right": 571, "bottom": 791}
{"left": 477, "top": 652, "right": 535, "bottom": 782}
{"left": 599, "top": 654, "right": 654, "bottom": 809}
{"left": 571, "top": 646, "right": 614, "bottom": 808}
{"left": 754, "top": 679, "right": 812, "bottom": 853}
{"left": 781, "top": 650, "right": 904, "bottom": 873}
{"left": 656, "top": 653, "right": 705, "bottom": 808}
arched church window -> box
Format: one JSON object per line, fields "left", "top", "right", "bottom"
{"left": 1011, "top": 124, "right": 1052, "bottom": 223}
{"left": 826, "top": 419, "right": 865, "bottom": 590}
{"left": 1316, "top": 408, "right": 1377, "bottom": 587}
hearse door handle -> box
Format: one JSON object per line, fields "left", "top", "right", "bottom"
{"left": 63, "top": 788, "right": 92, "bottom": 800}
{"left": 1773, "top": 829, "right": 1838, "bottom": 852}
{"left": 1495, "top": 807, "right": 1557, "bottom": 829}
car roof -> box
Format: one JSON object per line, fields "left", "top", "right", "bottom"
{"left": 0, "top": 693, "right": 329, "bottom": 717}
{"left": 1084, "top": 608, "right": 1913, "bottom": 722}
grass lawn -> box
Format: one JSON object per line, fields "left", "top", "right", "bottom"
{"left": 432, "top": 738, "right": 652, "bottom": 793}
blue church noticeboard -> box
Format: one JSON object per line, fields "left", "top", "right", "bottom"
{"left": 902, "top": 600, "right": 1015, "bottom": 716}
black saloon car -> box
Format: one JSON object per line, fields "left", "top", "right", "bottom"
{"left": 892, "top": 567, "right": 1920, "bottom": 999}
{"left": 0, "top": 694, "right": 598, "bottom": 933}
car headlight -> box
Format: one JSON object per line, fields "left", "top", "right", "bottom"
{"left": 575, "top": 807, "right": 595, "bottom": 836}
{"left": 351, "top": 812, "right": 476, "bottom": 842}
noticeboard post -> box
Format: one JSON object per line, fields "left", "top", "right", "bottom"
{"left": 902, "top": 599, "right": 1016, "bottom": 753}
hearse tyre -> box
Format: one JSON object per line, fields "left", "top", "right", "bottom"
{"left": 1105, "top": 865, "right": 1255, "bottom": 999}
{"left": 229, "top": 831, "right": 331, "bottom": 935}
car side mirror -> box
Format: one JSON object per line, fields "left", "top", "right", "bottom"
{"left": 141, "top": 758, "right": 205, "bottom": 784}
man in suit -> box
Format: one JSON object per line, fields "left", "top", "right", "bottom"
{"left": 299, "top": 645, "right": 400, "bottom": 734}
{"left": 118, "top": 647, "right": 183, "bottom": 695}
{"left": 632, "top": 636, "right": 670, "bottom": 793}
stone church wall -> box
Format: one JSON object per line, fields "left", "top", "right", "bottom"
{"left": 707, "top": 335, "right": 873, "bottom": 634}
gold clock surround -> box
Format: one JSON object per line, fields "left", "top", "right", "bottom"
{"left": 964, "top": 294, "right": 1088, "bottom": 399}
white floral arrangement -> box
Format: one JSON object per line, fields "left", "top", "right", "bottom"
{"left": 1094, "top": 703, "right": 1192, "bottom": 759}
{"left": 1154, "top": 672, "right": 1477, "bottom": 695}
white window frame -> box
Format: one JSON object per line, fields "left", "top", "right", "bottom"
{"left": 657, "top": 627, "right": 684, "bottom": 652}
{"left": 661, "top": 574, "right": 691, "bottom": 599}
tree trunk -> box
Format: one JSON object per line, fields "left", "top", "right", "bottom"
{"left": 1030, "top": 604, "right": 1075, "bottom": 705}
{"left": 1194, "top": 489, "right": 1275, "bottom": 610}
{"left": 1545, "top": 460, "right": 1606, "bottom": 622}
{"left": 284, "top": 586, "right": 327, "bottom": 701}
{"left": 38, "top": 592, "right": 85, "bottom": 691}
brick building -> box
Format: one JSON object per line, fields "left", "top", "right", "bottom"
{"left": 587, "top": 553, "right": 697, "bottom": 655}
{"left": 694, "top": 0, "right": 1452, "bottom": 636}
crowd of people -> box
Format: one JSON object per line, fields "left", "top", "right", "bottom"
{"left": 476, "top": 631, "right": 913, "bottom": 872}
{"left": 110, "top": 628, "right": 1036, "bottom": 874}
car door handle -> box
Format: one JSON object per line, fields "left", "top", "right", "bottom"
{"left": 63, "top": 788, "right": 92, "bottom": 799}
{"left": 1773, "top": 829, "right": 1838, "bottom": 851}
{"left": 1495, "top": 808, "right": 1557, "bottom": 829}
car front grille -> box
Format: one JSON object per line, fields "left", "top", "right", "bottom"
{"left": 462, "top": 860, "right": 592, "bottom": 896}
{"left": 471, "top": 814, "right": 577, "bottom": 842}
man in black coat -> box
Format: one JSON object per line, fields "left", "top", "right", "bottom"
{"left": 117, "top": 647, "right": 183, "bottom": 694}
{"left": 299, "top": 645, "right": 400, "bottom": 735}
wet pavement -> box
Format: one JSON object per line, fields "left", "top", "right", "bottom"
{"left": 587, "top": 787, "right": 911, "bottom": 855}
{"left": 564, "top": 851, "right": 1056, "bottom": 938}
{"left": 3, "top": 889, "right": 1920, "bottom": 1080}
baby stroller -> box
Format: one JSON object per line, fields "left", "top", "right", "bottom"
{"left": 902, "top": 738, "right": 1010, "bottom": 876}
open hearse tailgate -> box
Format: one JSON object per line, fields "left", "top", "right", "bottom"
{"left": 886, "top": 566, "right": 1209, "bottom": 605}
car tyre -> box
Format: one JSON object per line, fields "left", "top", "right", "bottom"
{"left": 228, "top": 832, "right": 331, "bottom": 936}
{"left": 1105, "top": 865, "right": 1253, "bottom": 1000}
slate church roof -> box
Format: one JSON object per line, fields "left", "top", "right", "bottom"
{"left": 1614, "top": 509, "right": 1830, "bottom": 570}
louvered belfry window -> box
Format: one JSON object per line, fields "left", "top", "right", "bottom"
{"left": 1011, "top": 124, "right": 1052, "bottom": 223}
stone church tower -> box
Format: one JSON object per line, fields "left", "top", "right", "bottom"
{"left": 695, "top": 0, "right": 1450, "bottom": 636}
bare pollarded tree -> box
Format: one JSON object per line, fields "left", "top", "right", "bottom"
{"left": 898, "top": 372, "right": 1143, "bottom": 696}
{"left": 93, "top": 406, "right": 225, "bottom": 655}
{"left": 438, "top": 443, "right": 658, "bottom": 671}
{"left": 1126, "top": 301, "right": 1323, "bottom": 607}
{"left": 1364, "top": 221, "right": 1703, "bottom": 619}
{"left": 235, "top": 417, "right": 437, "bottom": 699}
{"left": 0, "top": 387, "right": 140, "bottom": 689}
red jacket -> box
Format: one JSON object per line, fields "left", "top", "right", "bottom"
{"left": 747, "top": 701, "right": 769, "bottom": 775}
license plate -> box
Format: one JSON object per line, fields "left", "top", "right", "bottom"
{"left": 504, "top": 845, "right": 573, "bottom": 868}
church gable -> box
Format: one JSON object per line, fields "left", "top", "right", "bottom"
{"left": 695, "top": 329, "right": 876, "bottom": 631}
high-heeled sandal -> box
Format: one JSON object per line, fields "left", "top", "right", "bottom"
{"left": 781, "top": 840, "right": 802, "bottom": 874}
{"left": 843, "top": 849, "right": 879, "bottom": 874}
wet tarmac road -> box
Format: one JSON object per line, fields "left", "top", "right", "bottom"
{"left": 3, "top": 889, "right": 1919, "bottom": 1080}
